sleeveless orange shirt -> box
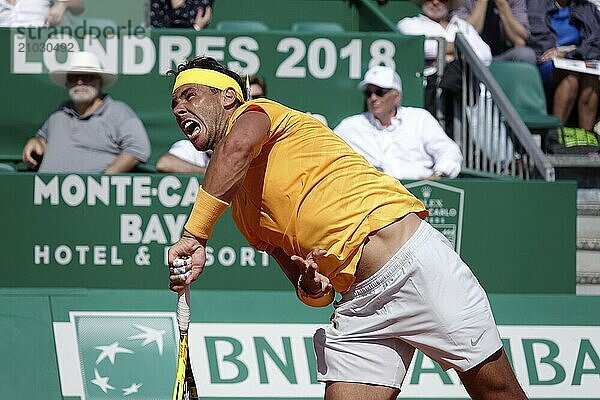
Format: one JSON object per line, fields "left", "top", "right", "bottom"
{"left": 227, "top": 99, "right": 428, "bottom": 293}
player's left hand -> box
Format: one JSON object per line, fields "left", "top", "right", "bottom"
{"left": 291, "top": 248, "right": 333, "bottom": 297}
{"left": 168, "top": 230, "right": 207, "bottom": 292}
{"left": 45, "top": 2, "right": 67, "bottom": 26}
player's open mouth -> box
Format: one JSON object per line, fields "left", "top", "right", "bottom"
{"left": 182, "top": 119, "right": 201, "bottom": 138}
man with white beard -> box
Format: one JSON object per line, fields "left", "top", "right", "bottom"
{"left": 22, "top": 51, "right": 151, "bottom": 173}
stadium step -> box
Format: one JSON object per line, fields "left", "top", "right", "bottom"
{"left": 577, "top": 238, "right": 600, "bottom": 251}
{"left": 577, "top": 251, "right": 600, "bottom": 283}
{"left": 576, "top": 192, "right": 600, "bottom": 292}
{"left": 578, "top": 215, "right": 600, "bottom": 238}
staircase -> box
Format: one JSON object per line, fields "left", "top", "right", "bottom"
{"left": 576, "top": 190, "right": 600, "bottom": 295}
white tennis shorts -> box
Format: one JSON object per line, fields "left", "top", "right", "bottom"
{"left": 313, "top": 220, "right": 502, "bottom": 389}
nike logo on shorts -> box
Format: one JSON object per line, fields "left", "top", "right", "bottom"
{"left": 470, "top": 330, "right": 486, "bottom": 346}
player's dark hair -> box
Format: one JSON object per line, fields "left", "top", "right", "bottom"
{"left": 168, "top": 56, "right": 248, "bottom": 102}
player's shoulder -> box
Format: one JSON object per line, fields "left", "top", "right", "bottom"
{"left": 244, "top": 98, "right": 282, "bottom": 109}
{"left": 234, "top": 98, "right": 283, "bottom": 117}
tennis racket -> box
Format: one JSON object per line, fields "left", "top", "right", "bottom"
{"left": 172, "top": 258, "right": 198, "bottom": 400}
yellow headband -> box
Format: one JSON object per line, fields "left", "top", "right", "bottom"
{"left": 172, "top": 68, "right": 244, "bottom": 102}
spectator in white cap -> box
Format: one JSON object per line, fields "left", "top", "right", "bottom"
{"left": 334, "top": 65, "right": 463, "bottom": 180}
{"left": 22, "top": 51, "right": 151, "bottom": 173}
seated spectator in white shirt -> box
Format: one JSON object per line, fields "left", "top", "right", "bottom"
{"left": 156, "top": 140, "right": 211, "bottom": 174}
{"left": 397, "top": 0, "right": 491, "bottom": 115}
{"left": 334, "top": 66, "right": 463, "bottom": 180}
{"left": 451, "top": 0, "right": 537, "bottom": 63}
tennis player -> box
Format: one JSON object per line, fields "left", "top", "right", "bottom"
{"left": 167, "top": 56, "right": 528, "bottom": 400}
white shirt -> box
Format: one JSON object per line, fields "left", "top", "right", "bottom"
{"left": 334, "top": 107, "right": 463, "bottom": 180}
{"left": 0, "top": 0, "right": 51, "bottom": 27}
{"left": 168, "top": 140, "right": 211, "bottom": 167}
{"left": 397, "top": 14, "right": 492, "bottom": 76}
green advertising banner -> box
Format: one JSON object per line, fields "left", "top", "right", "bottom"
{"left": 0, "top": 27, "right": 424, "bottom": 163}
{"left": 0, "top": 174, "right": 576, "bottom": 293}
{"left": 2, "top": 289, "right": 599, "bottom": 399}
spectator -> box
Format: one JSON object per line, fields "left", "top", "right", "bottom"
{"left": 0, "top": 0, "right": 84, "bottom": 27}
{"left": 22, "top": 51, "right": 151, "bottom": 173}
{"left": 156, "top": 141, "right": 211, "bottom": 174}
{"left": 156, "top": 73, "right": 266, "bottom": 174}
{"left": 398, "top": 0, "right": 492, "bottom": 115}
{"left": 528, "top": 0, "right": 600, "bottom": 132}
{"left": 334, "top": 66, "right": 463, "bottom": 180}
{"left": 451, "top": 0, "right": 537, "bottom": 63}
{"left": 248, "top": 74, "right": 266, "bottom": 99}
{"left": 149, "top": 0, "right": 213, "bottom": 30}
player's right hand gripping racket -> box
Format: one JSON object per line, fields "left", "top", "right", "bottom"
{"left": 172, "top": 258, "right": 198, "bottom": 400}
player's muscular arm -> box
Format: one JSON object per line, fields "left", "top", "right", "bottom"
{"left": 168, "top": 110, "right": 269, "bottom": 292}
{"left": 201, "top": 110, "right": 270, "bottom": 201}
{"left": 272, "top": 248, "right": 302, "bottom": 289}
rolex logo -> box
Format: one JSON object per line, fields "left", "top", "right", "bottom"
{"left": 421, "top": 186, "right": 432, "bottom": 199}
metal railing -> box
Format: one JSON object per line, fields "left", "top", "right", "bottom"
{"left": 431, "top": 36, "right": 447, "bottom": 124}
{"left": 451, "top": 34, "right": 555, "bottom": 181}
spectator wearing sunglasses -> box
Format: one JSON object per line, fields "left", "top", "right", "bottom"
{"left": 22, "top": 51, "right": 150, "bottom": 173}
{"left": 334, "top": 65, "right": 462, "bottom": 180}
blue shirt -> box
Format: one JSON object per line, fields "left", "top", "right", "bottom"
{"left": 550, "top": 6, "right": 581, "bottom": 47}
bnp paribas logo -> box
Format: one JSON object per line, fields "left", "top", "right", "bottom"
{"left": 54, "top": 312, "right": 178, "bottom": 399}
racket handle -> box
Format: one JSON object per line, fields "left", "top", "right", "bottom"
{"left": 177, "top": 285, "right": 191, "bottom": 334}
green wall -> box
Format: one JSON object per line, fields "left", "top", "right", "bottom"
{"left": 0, "top": 175, "right": 576, "bottom": 294}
